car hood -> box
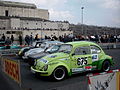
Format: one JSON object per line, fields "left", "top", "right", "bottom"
{"left": 29, "top": 52, "right": 49, "bottom": 59}
{"left": 22, "top": 46, "right": 34, "bottom": 50}
{"left": 35, "top": 52, "right": 69, "bottom": 70}
{"left": 39, "top": 52, "right": 69, "bottom": 63}
{"left": 26, "top": 48, "right": 44, "bottom": 55}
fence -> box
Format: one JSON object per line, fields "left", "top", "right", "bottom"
{"left": 87, "top": 69, "right": 120, "bottom": 90}
{"left": 0, "top": 56, "right": 21, "bottom": 86}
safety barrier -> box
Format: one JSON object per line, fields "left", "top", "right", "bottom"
{"left": 0, "top": 56, "right": 21, "bottom": 86}
{"left": 0, "top": 49, "right": 20, "bottom": 55}
{"left": 99, "top": 43, "right": 120, "bottom": 49}
{"left": 87, "top": 69, "right": 120, "bottom": 90}
{"left": 0, "top": 44, "right": 32, "bottom": 55}
{"left": 0, "top": 44, "right": 31, "bottom": 47}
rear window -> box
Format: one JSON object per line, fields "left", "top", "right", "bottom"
{"left": 90, "top": 45, "right": 101, "bottom": 54}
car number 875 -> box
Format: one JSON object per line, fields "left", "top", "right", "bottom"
{"left": 77, "top": 57, "right": 87, "bottom": 66}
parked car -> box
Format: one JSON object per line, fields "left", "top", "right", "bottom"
{"left": 22, "top": 41, "right": 63, "bottom": 60}
{"left": 18, "top": 41, "right": 44, "bottom": 58}
{"left": 28, "top": 45, "right": 61, "bottom": 66}
{"left": 31, "top": 41, "right": 114, "bottom": 81}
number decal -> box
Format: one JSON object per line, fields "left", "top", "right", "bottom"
{"left": 77, "top": 57, "right": 87, "bottom": 66}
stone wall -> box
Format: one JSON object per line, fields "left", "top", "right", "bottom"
{"left": 0, "top": 6, "right": 49, "bottom": 20}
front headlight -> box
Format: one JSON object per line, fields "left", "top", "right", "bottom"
{"left": 18, "top": 50, "right": 22, "bottom": 55}
{"left": 25, "top": 52, "right": 29, "bottom": 56}
{"left": 43, "top": 64, "right": 48, "bottom": 71}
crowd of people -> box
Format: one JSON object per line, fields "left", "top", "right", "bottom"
{"left": 45, "top": 34, "right": 120, "bottom": 43}
{"left": 0, "top": 33, "right": 120, "bottom": 46}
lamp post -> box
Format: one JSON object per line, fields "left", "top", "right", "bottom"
{"left": 41, "top": 22, "right": 42, "bottom": 41}
{"left": 81, "top": 7, "right": 84, "bottom": 35}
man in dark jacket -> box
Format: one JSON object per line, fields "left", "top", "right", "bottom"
{"left": 5, "top": 37, "right": 12, "bottom": 49}
{"left": 1, "top": 34, "right": 6, "bottom": 41}
{"left": 11, "top": 35, "right": 14, "bottom": 43}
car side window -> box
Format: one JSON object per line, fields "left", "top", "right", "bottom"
{"left": 90, "top": 45, "right": 101, "bottom": 54}
{"left": 74, "top": 46, "right": 90, "bottom": 55}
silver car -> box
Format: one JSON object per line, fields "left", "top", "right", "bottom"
{"left": 22, "top": 41, "right": 63, "bottom": 60}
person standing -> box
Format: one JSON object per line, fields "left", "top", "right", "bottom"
{"left": 30, "top": 35, "right": 33, "bottom": 46}
{"left": 5, "top": 37, "right": 12, "bottom": 49}
{"left": 35, "top": 34, "right": 39, "bottom": 41}
{"left": 1, "top": 34, "right": 6, "bottom": 41}
{"left": 11, "top": 35, "right": 14, "bottom": 43}
{"left": 19, "top": 35, "right": 22, "bottom": 45}
{"left": 25, "top": 35, "right": 30, "bottom": 46}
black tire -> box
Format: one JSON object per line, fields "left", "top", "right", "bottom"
{"left": 102, "top": 60, "right": 111, "bottom": 72}
{"left": 52, "top": 67, "right": 66, "bottom": 81}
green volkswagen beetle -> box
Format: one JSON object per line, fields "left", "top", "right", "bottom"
{"left": 31, "top": 41, "right": 114, "bottom": 81}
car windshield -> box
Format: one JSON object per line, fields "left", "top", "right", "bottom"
{"left": 39, "top": 43, "right": 46, "bottom": 49}
{"left": 58, "top": 44, "right": 72, "bottom": 54}
{"left": 45, "top": 45, "right": 60, "bottom": 53}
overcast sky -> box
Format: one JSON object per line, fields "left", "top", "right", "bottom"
{"left": 3, "top": 0, "right": 120, "bottom": 28}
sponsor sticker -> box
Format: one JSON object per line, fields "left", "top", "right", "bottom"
{"left": 72, "top": 68, "right": 84, "bottom": 72}
{"left": 92, "top": 54, "right": 98, "bottom": 61}
{"left": 3, "top": 58, "right": 21, "bottom": 84}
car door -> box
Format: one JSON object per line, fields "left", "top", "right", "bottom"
{"left": 90, "top": 45, "right": 103, "bottom": 69}
{"left": 71, "top": 46, "right": 92, "bottom": 73}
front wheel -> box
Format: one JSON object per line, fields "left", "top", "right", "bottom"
{"left": 52, "top": 67, "right": 66, "bottom": 81}
{"left": 102, "top": 61, "right": 111, "bottom": 72}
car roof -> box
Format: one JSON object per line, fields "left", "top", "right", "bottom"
{"left": 44, "top": 41, "right": 63, "bottom": 44}
{"left": 66, "top": 41, "right": 99, "bottom": 48}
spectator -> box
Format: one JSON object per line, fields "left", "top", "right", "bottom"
{"left": 11, "top": 35, "right": 14, "bottom": 43}
{"left": 35, "top": 34, "right": 39, "bottom": 41}
{"left": 59, "top": 35, "right": 63, "bottom": 42}
{"left": 30, "top": 35, "right": 33, "bottom": 45}
{"left": 1, "top": 34, "right": 6, "bottom": 41}
{"left": 5, "top": 37, "right": 12, "bottom": 49}
{"left": 25, "top": 35, "right": 30, "bottom": 45}
{"left": 19, "top": 35, "right": 22, "bottom": 45}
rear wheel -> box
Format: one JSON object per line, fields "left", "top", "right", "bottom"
{"left": 102, "top": 61, "right": 111, "bottom": 72}
{"left": 52, "top": 67, "right": 66, "bottom": 81}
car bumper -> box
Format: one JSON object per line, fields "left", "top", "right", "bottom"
{"left": 31, "top": 67, "right": 48, "bottom": 75}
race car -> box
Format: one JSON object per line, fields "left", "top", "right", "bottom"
{"left": 22, "top": 41, "right": 63, "bottom": 60}
{"left": 28, "top": 45, "right": 61, "bottom": 66}
{"left": 18, "top": 40, "right": 44, "bottom": 58}
{"left": 31, "top": 41, "right": 114, "bottom": 81}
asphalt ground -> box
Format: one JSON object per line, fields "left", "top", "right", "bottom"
{"left": 0, "top": 49, "right": 120, "bottom": 90}
{"left": 0, "top": 70, "right": 14, "bottom": 90}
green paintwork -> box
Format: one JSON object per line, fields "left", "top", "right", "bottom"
{"left": 31, "top": 41, "right": 113, "bottom": 77}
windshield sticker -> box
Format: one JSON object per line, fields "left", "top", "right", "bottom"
{"left": 77, "top": 57, "right": 88, "bottom": 66}
{"left": 47, "top": 55, "right": 57, "bottom": 58}
{"left": 92, "top": 54, "right": 98, "bottom": 61}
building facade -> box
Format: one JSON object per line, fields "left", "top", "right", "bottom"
{"left": 0, "top": 1, "right": 71, "bottom": 39}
